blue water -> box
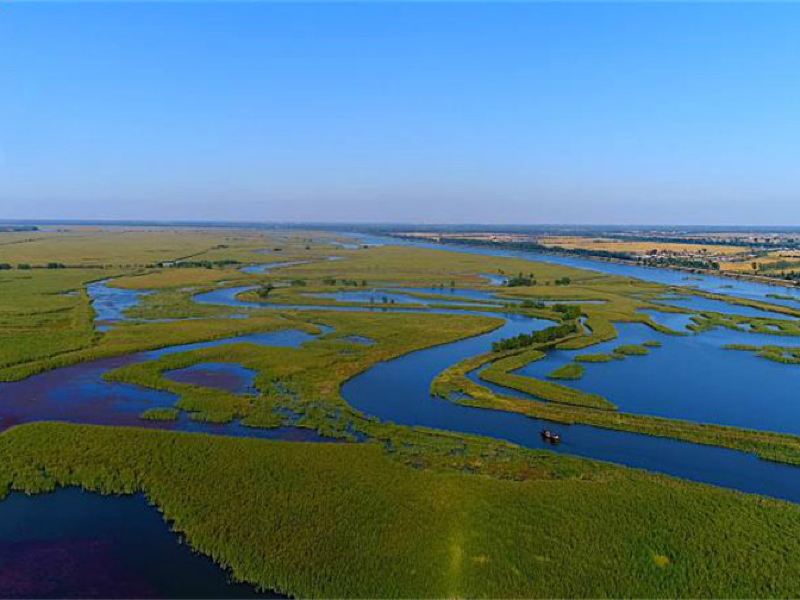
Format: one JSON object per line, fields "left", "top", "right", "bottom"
{"left": 508, "top": 322, "right": 800, "bottom": 435}
{"left": 638, "top": 308, "right": 697, "bottom": 332}
{"left": 185, "top": 261, "right": 800, "bottom": 503}
{"left": 391, "top": 286, "right": 503, "bottom": 302}
{"left": 87, "top": 280, "right": 151, "bottom": 325}
{"left": 195, "top": 285, "right": 510, "bottom": 317}
{"left": 341, "top": 315, "right": 800, "bottom": 503}
{"left": 9, "top": 236, "right": 800, "bottom": 597}
{"left": 13, "top": 235, "right": 800, "bottom": 504}
{"left": 309, "top": 289, "right": 495, "bottom": 308}
{"left": 311, "top": 290, "right": 426, "bottom": 305}
{"left": 165, "top": 362, "right": 258, "bottom": 395}
{"left": 0, "top": 327, "right": 329, "bottom": 438}
{"left": 194, "top": 286, "right": 263, "bottom": 309}
{"left": 389, "top": 286, "right": 606, "bottom": 307}
{"left": 481, "top": 273, "right": 509, "bottom": 286}
{"left": 654, "top": 295, "right": 796, "bottom": 320}
{"left": 0, "top": 488, "right": 275, "bottom": 598}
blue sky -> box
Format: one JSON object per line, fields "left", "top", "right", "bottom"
{"left": 1, "top": 2, "right": 798, "bottom": 225}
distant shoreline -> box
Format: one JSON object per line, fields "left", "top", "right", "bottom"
{"left": 389, "top": 233, "right": 800, "bottom": 291}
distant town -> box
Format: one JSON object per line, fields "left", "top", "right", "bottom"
{"left": 392, "top": 227, "right": 800, "bottom": 286}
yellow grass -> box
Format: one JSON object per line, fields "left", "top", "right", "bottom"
{"left": 539, "top": 236, "right": 748, "bottom": 256}
{"left": 719, "top": 250, "right": 800, "bottom": 272}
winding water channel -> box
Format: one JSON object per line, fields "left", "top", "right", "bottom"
{"left": 190, "top": 256, "right": 800, "bottom": 503}
{"left": 5, "top": 247, "right": 800, "bottom": 502}
{"left": 362, "top": 233, "right": 800, "bottom": 308}
{"left": 4, "top": 237, "right": 800, "bottom": 595}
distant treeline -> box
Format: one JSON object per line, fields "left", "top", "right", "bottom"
{"left": 637, "top": 256, "right": 720, "bottom": 270}
{"left": 606, "top": 233, "right": 800, "bottom": 250}
{"left": 157, "top": 259, "right": 241, "bottom": 269}
{"left": 0, "top": 262, "right": 69, "bottom": 270}
{"left": 770, "top": 270, "right": 800, "bottom": 284}
{"left": 399, "top": 236, "right": 634, "bottom": 261}
{"left": 0, "top": 258, "right": 243, "bottom": 270}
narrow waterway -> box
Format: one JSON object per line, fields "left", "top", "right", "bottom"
{"left": 189, "top": 262, "right": 800, "bottom": 503}
{"left": 340, "top": 309, "right": 800, "bottom": 503}
{"left": 13, "top": 243, "right": 800, "bottom": 505}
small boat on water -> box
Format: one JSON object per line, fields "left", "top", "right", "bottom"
{"left": 540, "top": 429, "right": 561, "bottom": 443}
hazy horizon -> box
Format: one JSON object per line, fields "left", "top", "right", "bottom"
{"left": 5, "top": 218, "right": 800, "bottom": 233}
{"left": 2, "top": 2, "right": 799, "bottom": 225}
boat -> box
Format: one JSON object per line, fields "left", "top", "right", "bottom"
{"left": 540, "top": 429, "right": 561, "bottom": 443}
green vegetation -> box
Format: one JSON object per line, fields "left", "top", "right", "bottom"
{"left": 467, "top": 352, "right": 616, "bottom": 411}
{"left": 141, "top": 407, "right": 180, "bottom": 421}
{"left": 725, "top": 344, "right": 800, "bottom": 365}
{"left": 687, "top": 289, "right": 800, "bottom": 320}
{"left": 433, "top": 352, "right": 800, "bottom": 466}
{"left": 767, "top": 293, "right": 797, "bottom": 302}
{"left": 6, "top": 227, "right": 800, "bottom": 596}
{"left": 575, "top": 353, "right": 615, "bottom": 363}
{"left": 125, "top": 288, "right": 237, "bottom": 320}
{"left": 106, "top": 311, "right": 501, "bottom": 432}
{"left": 0, "top": 313, "right": 316, "bottom": 382}
{"left": 547, "top": 362, "right": 585, "bottom": 380}
{"left": 491, "top": 322, "right": 577, "bottom": 352}
{"left": 5, "top": 423, "right": 800, "bottom": 598}
{"left": 613, "top": 344, "right": 650, "bottom": 356}
{"left": 0, "top": 268, "right": 101, "bottom": 373}
{"left": 688, "top": 311, "right": 800, "bottom": 337}
{"left": 506, "top": 272, "right": 536, "bottom": 287}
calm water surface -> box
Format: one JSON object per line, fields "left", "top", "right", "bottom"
{"left": 512, "top": 322, "right": 800, "bottom": 434}
{"left": 341, "top": 315, "right": 800, "bottom": 503}
{"left": 0, "top": 328, "right": 330, "bottom": 441}
{"left": 0, "top": 488, "right": 275, "bottom": 598}
{"left": 654, "top": 295, "right": 795, "bottom": 320}
{"left": 165, "top": 362, "right": 258, "bottom": 394}
{"left": 87, "top": 280, "right": 151, "bottom": 329}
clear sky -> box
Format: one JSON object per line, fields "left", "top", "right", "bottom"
{"left": 1, "top": 2, "right": 798, "bottom": 225}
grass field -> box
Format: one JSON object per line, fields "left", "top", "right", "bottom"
{"left": 106, "top": 310, "right": 501, "bottom": 430}
{"left": 4, "top": 422, "right": 800, "bottom": 598}
{"left": 538, "top": 236, "right": 749, "bottom": 256}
